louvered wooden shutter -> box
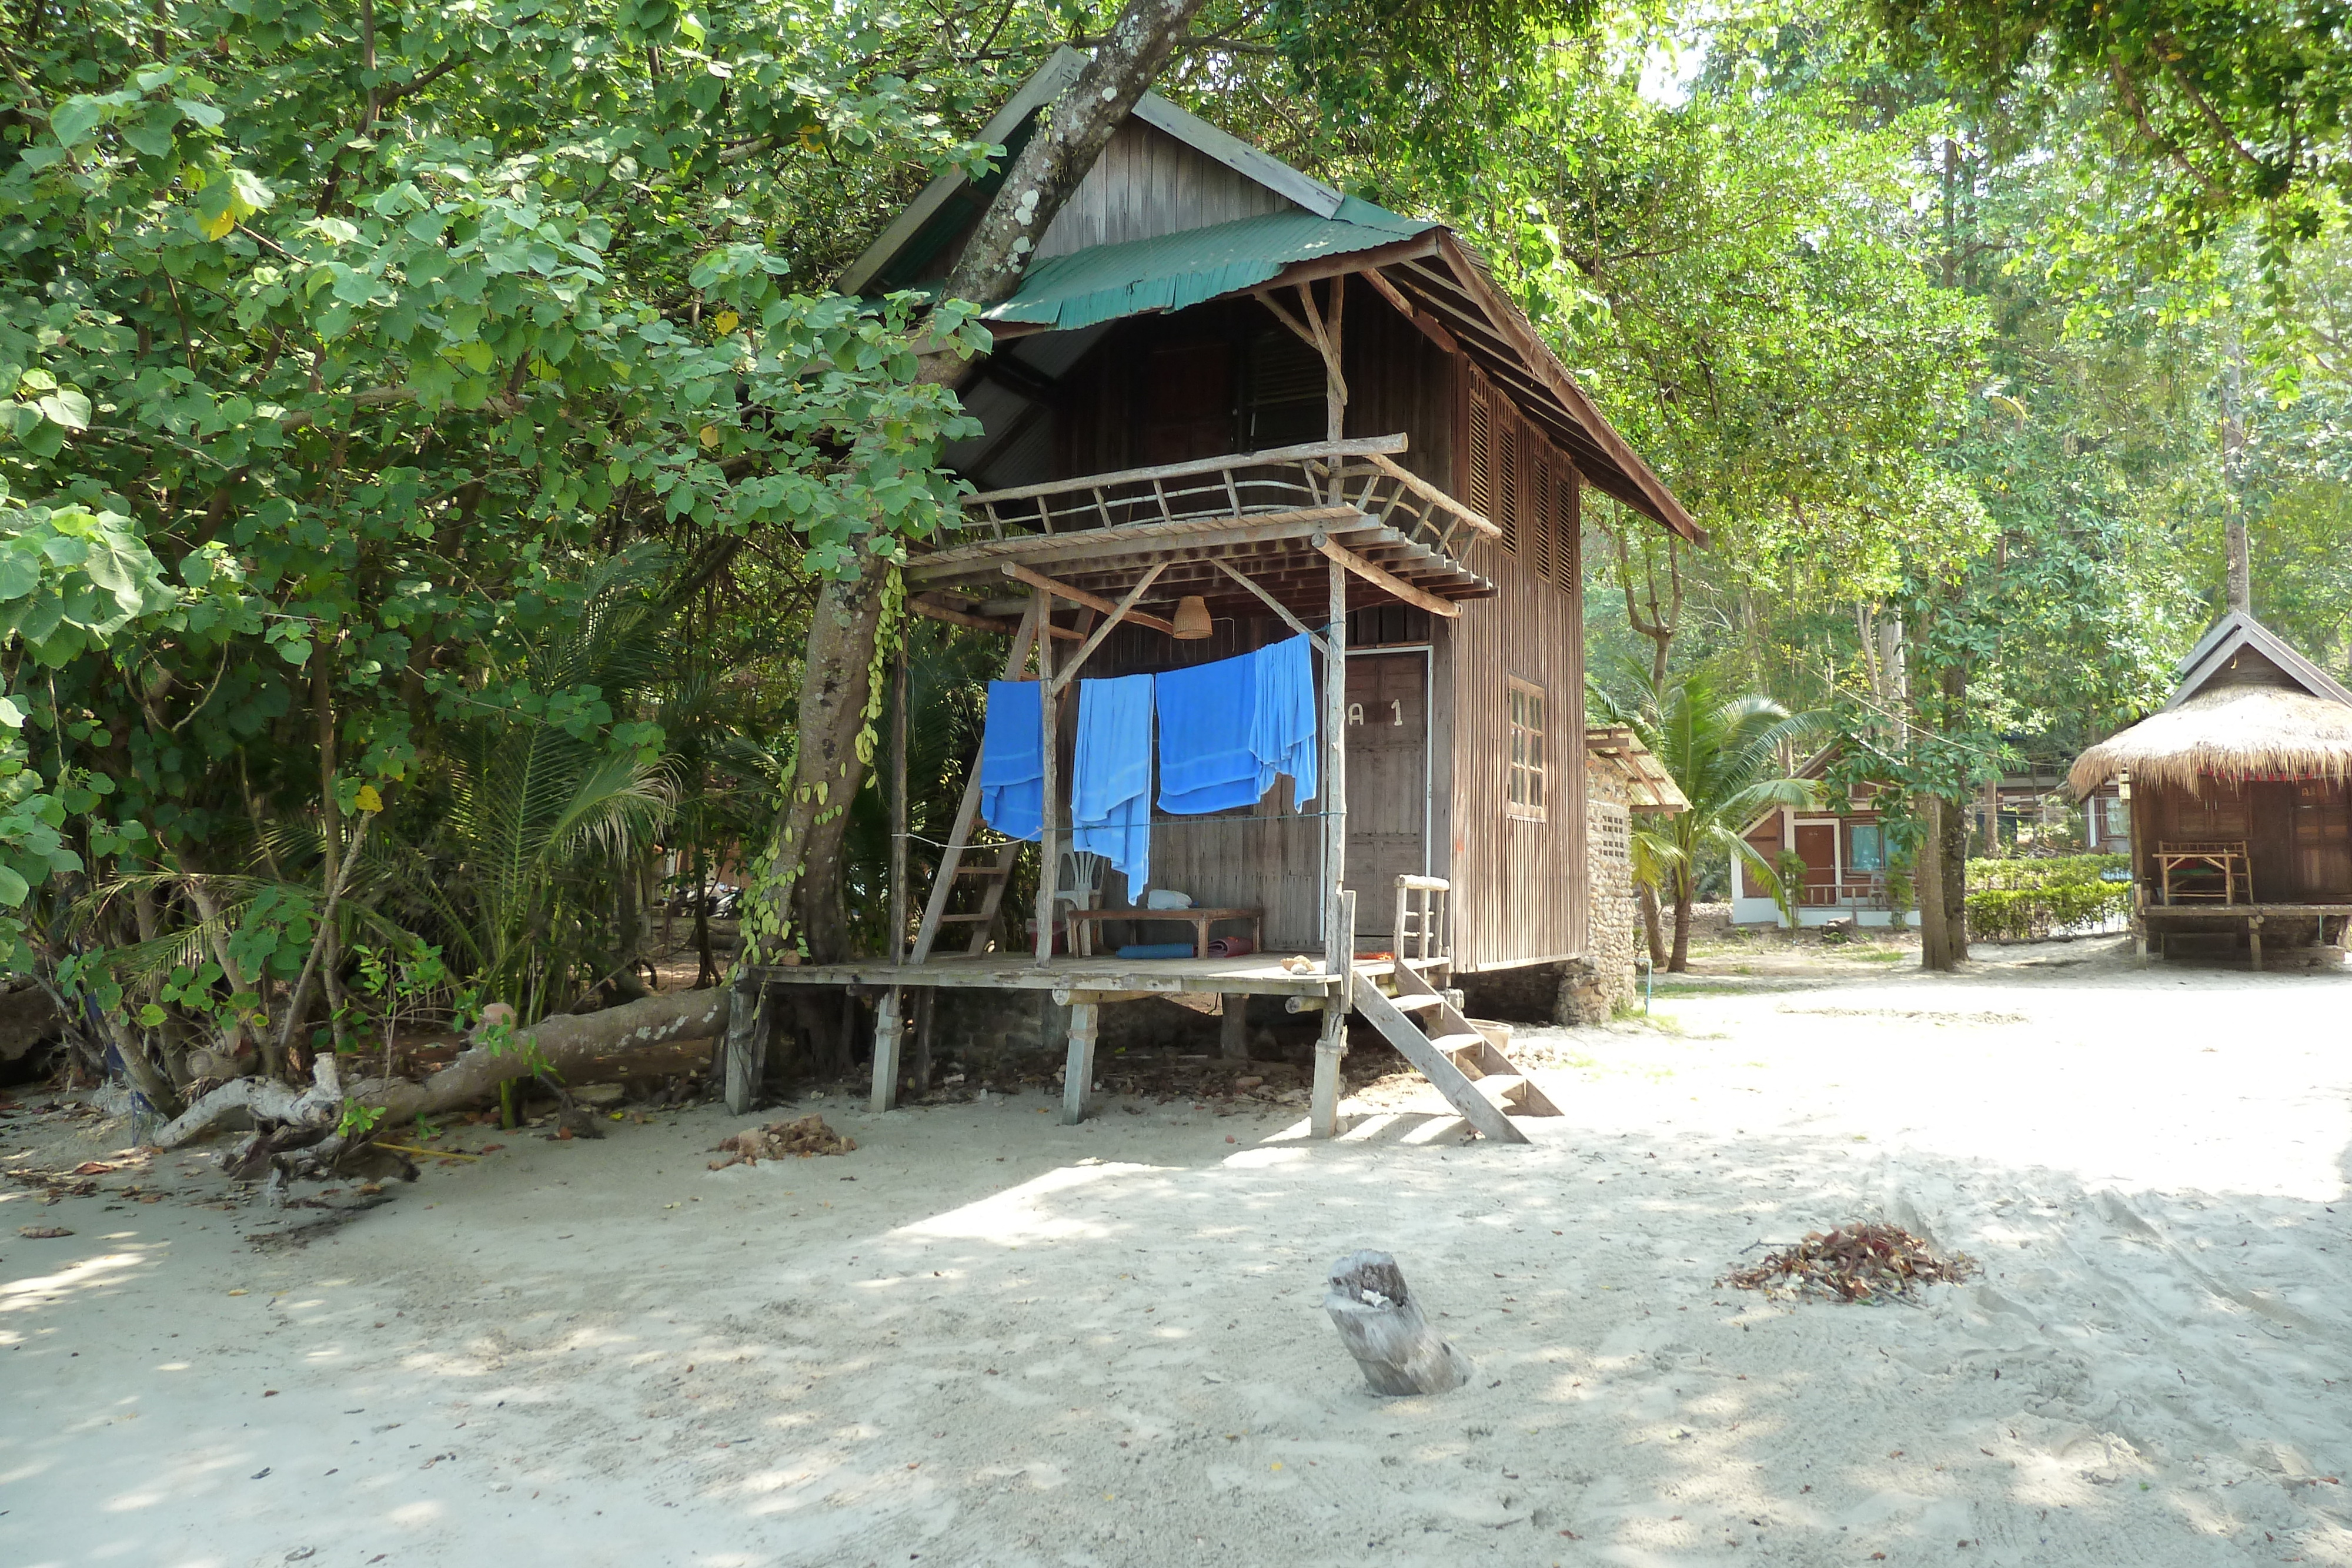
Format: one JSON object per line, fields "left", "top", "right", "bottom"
{"left": 1555, "top": 470, "right": 1581, "bottom": 592}
{"left": 1466, "top": 380, "right": 1492, "bottom": 519}
{"left": 1495, "top": 417, "right": 1519, "bottom": 554}
{"left": 1528, "top": 454, "right": 1553, "bottom": 583}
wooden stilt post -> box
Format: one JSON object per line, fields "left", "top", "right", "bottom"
{"left": 1313, "top": 550, "right": 1351, "bottom": 1137}
{"left": 870, "top": 987, "right": 904, "bottom": 1112}
{"left": 1034, "top": 601, "right": 1059, "bottom": 968}
{"left": 1220, "top": 995, "right": 1250, "bottom": 1059}
{"left": 2249, "top": 912, "right": 2264, "bottom": 972}
{"left": 1063, "top": 995, "right": 1099, "bottom": 1125}
{"left": 890, "top": 643, "right": 908, "bottom": 962}
{"left": 723, "top": 974, "right": 765, "bottom": 1114}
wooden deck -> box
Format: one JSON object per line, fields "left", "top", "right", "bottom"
{"left": 746, "top": 950, "right": 1438, "bottom": 999}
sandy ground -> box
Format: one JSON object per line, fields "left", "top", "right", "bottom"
{"left": 9, "top": 937, "right": 2352, "bottom": 1567}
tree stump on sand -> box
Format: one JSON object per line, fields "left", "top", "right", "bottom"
{"left": 1324, "top": 1250, "right": 1471, "bottom": 1396}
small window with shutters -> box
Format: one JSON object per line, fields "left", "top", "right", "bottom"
{"left": 1466, "top": 382, "right": 1493, "bottom": 517}
{"left": 1495, "top": 422, "right": 1519, "bottom": 554}
{"left": 1528, "top": 456, "right": 1553, "bottom": 583}
{"left": 1508, "top": 678, "right": 1546, "bottom": 820}
{"left": 1553, "top": 472, "right": 1579, "bottom": 592}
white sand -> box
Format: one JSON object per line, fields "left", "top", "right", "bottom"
{"left": 9, "top": 937, "right": 2352, "bottom": 1566}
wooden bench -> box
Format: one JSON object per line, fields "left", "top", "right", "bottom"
{"left": 1059, "top": 906, "right": 1262, "bottom": 958}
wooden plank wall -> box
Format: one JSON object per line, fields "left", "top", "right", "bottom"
{"left": 1035, "top": 120, "right": 1294, "bottom": 262}
{"left": 2136, "top": 778, "right": 2352, "bottom": 902}
{"left": 1439, "top": 366, "right": 1588, "bottom": 972}
{"left": 1084, "top": 614, "right": 1325, "bottom": 950}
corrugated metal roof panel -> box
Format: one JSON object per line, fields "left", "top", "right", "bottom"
{"left": 981, "top": 199, "right": 1435, "bottom": 332}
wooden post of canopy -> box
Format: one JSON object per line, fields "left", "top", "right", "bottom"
{"left": 1033, "top": 601, "right": 1060, "bottom": 968}
{"left": 1312, "top": 550, "right": 1351, "bottom": 1137}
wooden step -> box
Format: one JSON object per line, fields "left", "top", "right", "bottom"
{"left": 1426, "top": 1031, "right": 1486, "bottom": 1057}
{"left": 1347, "top": 975, "right": 1528, "bottom": 1144}
{"left": 1390, "top": 992, "right": 1445, "bottom": 1013}
{"left": 1468, "top": 1073, "right": 1528, "bottom": 1107}
{"left": 955, "top": 864, "right": 1010, "bottom": 877}
{"left": 937, "top": 912, "right": 995, "bottom": 923}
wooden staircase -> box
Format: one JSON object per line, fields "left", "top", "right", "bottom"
{"left": 1345, "top": 878, "right": 1562, "bottom": 1143}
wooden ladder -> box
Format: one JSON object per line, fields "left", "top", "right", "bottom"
{"left": 907, "top": 606, "right": 1041, "bottom": 965}
{"left": 1345, "top": 882, "right": 1562, "bottom": 1141}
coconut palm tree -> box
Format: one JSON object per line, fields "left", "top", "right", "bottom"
{"left": 1593, "top": 666, "right": 1821, "bottom": 971}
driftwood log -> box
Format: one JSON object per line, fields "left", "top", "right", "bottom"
{"left": 1323, "top": 1250, "right": 1472, "bottom": 1396}
{"left": 149, "top": 987, "right": 733, "bottom": 1151}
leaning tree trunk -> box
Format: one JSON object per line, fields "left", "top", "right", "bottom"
{"left": 1668, "top": 878, "right": 1695, "bottom": 973}
{"left": 151, "top": 987, "right": 733, "bottom": 1149}
{"left": 747, "top": 0, "right": 1215, "bottom": 976}
{"left": 1638, "top": 882, "right": 1668, "bottom": 969}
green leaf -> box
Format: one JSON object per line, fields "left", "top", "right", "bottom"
{"left": 0, "top": 866, "right": 26, "bottom": 907}
{"left": 0, "top": 549, "right": 42, "bottom": 603}
{"left": 48, "top": 96, "right": 103, "bottom": 148}
{"left": 34, "top": 389, "right": 90, "bottom": 431}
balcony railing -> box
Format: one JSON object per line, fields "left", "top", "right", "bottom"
{"left": 955, "top": 434, "right": 1499, "bottom": 560}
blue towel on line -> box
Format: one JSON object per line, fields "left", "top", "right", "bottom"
{"left": 1250, "top": 634, "right": 1318, "bottom": 805}
{"left": 978, "top": 679, "right": 1044, "bottom": 842}
{"left": 1117, "top": 942, "right": 1197, "bottom": 960}
{"left": 1155, "top": 651, "right": 1261, "bottom": 814}
{"left": 1071, "top": 674, "right": 1154, "bottom": 889}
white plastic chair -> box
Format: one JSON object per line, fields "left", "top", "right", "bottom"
{"left": 1054, "top": 850, "right": 1107, "bottom": 955}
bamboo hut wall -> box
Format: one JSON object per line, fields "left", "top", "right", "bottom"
{"left": 2133, "top": 776, "right": 2352, "bottom": 902}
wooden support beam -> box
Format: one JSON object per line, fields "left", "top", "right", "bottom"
{"left": 1002, "top": 563, "right": 1180, "bottom": 636}
{"left": 1314, "top": 550, "right": 1352, "bottom": 1140}
{"left": 1049, "top": 563, "right": 1168, "bottom": 695}
{"left": 1314, "top": 535, "right": 1461, "bottom": 618}
{"left": 1033, "top": 612, "right": 1059, "bottom": 970}
{"left": 1362, "top": 267, "right": 1459, "bottom": 356}
{"left": 910, "top": 593, "right": 1083, "bottom": 640}
{"left": 1209, "top": 559, "right": 1327, "bottom": 653}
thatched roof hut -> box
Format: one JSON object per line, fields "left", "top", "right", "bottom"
{"left": 2069, "top": 685, "right": 2352, "bottom": 795}
{"left": 2072, "top": 611, "right": 2352, "bottom": 964}
{"left": 2069, "top": 612, "right": 2352, "bottom": 797}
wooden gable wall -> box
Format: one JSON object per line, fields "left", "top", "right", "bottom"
{"left": 1439, "top": 365, "right": 1588, "bottom": 971}
{"left": 1035, "top": 119, "right": 1297, "bottom": 261}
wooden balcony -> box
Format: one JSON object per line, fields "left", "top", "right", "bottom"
{"left": 904, "top": 434, "right": 1498, "bottom": 623}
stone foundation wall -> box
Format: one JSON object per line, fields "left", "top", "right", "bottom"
{"left": 1571, "top": 758, "right": 1642, "bottom": 1024}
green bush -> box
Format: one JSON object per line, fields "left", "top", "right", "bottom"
{"left": 1965, "top": 855, "right": 2132, "bottom": 940}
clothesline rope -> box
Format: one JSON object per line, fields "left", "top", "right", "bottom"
{"left": 897, "top": 811, "right": 1344, "bottom": 850}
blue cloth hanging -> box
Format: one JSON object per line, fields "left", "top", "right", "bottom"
{"left": 1250, "top": 633, "right": 1318, "bottom": 805}
{"left": 1155, "top": 652, "right": 1262, "bottom": 814}
{"left": 1071, "top": 674, "right": 1154, "bottom": 888}
{"left": 978, "top": 679, "right": 1044, "bottom": 841}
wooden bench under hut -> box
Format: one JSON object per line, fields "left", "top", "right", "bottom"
{"left": 726, "top": 51, "right": 1705, "bottom": 1138}
{"left": 2069, "top": 611, "right": 2352, "bottom": 968}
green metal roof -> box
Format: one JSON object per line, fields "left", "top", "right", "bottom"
{"left": 978, "top": 197, "right": 1435, "bottom": 333}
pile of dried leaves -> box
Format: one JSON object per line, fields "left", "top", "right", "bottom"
{"left": 1723, "top": 1223, "right": 1978, "bottom": 1303}
{"left": 709, "top": 1115, "right": 856, "bottom": 1168}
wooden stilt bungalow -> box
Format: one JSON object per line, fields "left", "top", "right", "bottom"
{"left": 2069, "top": 611, "right": 2352, "bottom": 967}
{"left": 727, "top": 51, "right": 1704, "bottom": 1137}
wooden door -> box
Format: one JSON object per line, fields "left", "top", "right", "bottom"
{"left": 2297, "top": 781, "right": 2352, "bottom": 900}
{"left": 2248, "top": 780, "right": 2298, "bottom": 901}
{"left": 1793, "top": 822, "right": 1838, "bottom": 907}
{"left": 1139, "top": 342, "right": 1235, "bottom": 463}
{"left": 1345, "top": 653, "right": 1428, "bottom": 938}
